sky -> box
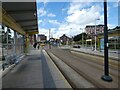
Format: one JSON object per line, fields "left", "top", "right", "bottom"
{"left": 36, "top": 1, "right": 119, "bottom": 39}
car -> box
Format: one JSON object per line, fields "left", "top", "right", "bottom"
{"left": 73, "top": 45, "right": 81, "bottom": 48}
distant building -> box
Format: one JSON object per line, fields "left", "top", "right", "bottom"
{"left": 50, "top": 38, "right": 55, "bottom": 42}
{"left": 37, "top": 34, "right": 47, "bottom": 42}
{"left": 85, "top": 24, "right": 104, "bottom": 35}
{"left": 60, "top": 34, "right": 71, "bottom": 45}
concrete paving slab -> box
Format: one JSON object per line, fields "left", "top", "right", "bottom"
{"left": 2, "top": 48, "right": 72, "bottom": 88}
{"left": 2, "top": 54, "right": 43, "bottom": 88}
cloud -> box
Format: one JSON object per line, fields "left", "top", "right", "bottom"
{"left": 67, "top": 2, "right": 92, "bottom": 14}
{"left": 66, "top": 4, "right": 102, "bottom": 25}
{"left": 53, "top": 3, "right": 104, "bottom": 38}
{"left": 56, "top": 23, "right": 85, "bottom": 38}
{"left": 37, "top": 8, "right": 47, "bottom": 17}
{"left": 62, "top": 7, "right": 68, "bottom": 12}
{"left": 67, "top": 2, "right": 81, "bottom": 14}
{"left": 39, "top": 3, "right": 104, "bottom": 38}
{"left": 38, "top": 20, "right": 42, "bottom": 24}
{"left": 38, "top": 27, "right": 57, "bottom": 40}
{"left": 37, "top": 7, "right": 56, "bottom": 18}
{"left": 62, "top": 8, "right": 66, "bottom": 12}
{"left": 48, "top": 20, "right": 60, "bottom": 25}
{"left": 38, "top": 28, "right": 49, "bottom": 39}
{"left": 108, "top": 24, "right": 117, "bottom": 29}
{"left": 55, "top": 2, "right": 115, "bottom": 38}
{"left": 48, "top": 13, "right": 56, "bottom": 17}
{"left": 37, "top": 0, "right": 119, "bottom": 2}
{"left": 37, "top": 2, "right": 117, "bottom": 39}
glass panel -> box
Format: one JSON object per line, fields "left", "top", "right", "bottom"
{"left": 2, "top": 27, "right": 7, "bottom": 44}
{"left": 16, "top": 32, "right": 20, "bottom": 55}
{"left": 2, "top": 27, "right": 8, "bottom": 56}
{"left": 16, "top": 32, "right": 24, "bottom": 55}
{"left": 0, "top": 24, "right": 2, "bottom": 43}
{"left": 7, "top": 28, "right": 14, "bottom": 55}
{"left": 8, "top": 28, "right": 14, "bottom": 44}
{"left": 0, "top": 24, "right": 2, "bottom": 61}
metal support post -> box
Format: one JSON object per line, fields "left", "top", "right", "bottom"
{"left": 70, "top": 28, "right": 72, "bottom": 49}
{"left": 101, "top": 0, "right": 112, "bottom": 82}
{"left": 95, "top": 18, "right": 100, "bottom": 51}
{"left": 49, "top": 29, "right": 51, "bottom": 49}
{"left": 95, "top": 20, "right": 97, "bottom": 51}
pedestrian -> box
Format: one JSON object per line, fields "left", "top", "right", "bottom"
{"left": 33, "top": 42, "right": 37, "bottom": 49}
{"left": 37, "top": 43, "right": 40, "bottom": 49}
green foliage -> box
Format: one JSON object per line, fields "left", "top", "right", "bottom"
{"left": 73, "top": 34, "right": 82, "bottom": 41}
{"left": 73, "top": 33, "right": 87, "bottom": 42}
{"left": 61, "top": 42, "right": 66, "bottom": 45}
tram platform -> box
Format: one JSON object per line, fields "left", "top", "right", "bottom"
{"left": 59, "top": 45, "right": 119, "bottom": 60}
{"left": 2, "top": 46, "right": 71, "bottom": 88}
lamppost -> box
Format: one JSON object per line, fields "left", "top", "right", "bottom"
{"left": 95, "top": 18, "right": 100, "bottom": 51}
{"left": 101, "top": 0, "right": 112, "bottom": 82}
{"left": 49, "top": 29, "right": 51, "bottom": 49}
{"left": 80, "top": 28, "right": 84, "bottom": 47}
{"left": 70, "top": 28, "right": 72, "bottom": 48}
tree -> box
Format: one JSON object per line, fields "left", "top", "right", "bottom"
{"left": 73, "top": 33, "right": 87, "bottom": 42}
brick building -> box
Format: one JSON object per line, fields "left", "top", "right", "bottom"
{"left": 37, "top": 34, "right": 47, "bottom": 42}
{"left": 85, "top": 24, "right": 104, "bottom": 35}
{"left": 60, "top": 34, "right": 71, "bottom": 45}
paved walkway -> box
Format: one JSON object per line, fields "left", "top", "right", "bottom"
{"left": 2, "top": 47, "right": 71, "bottom": 88}
{"left": 59, "top": 46, "right": 119, "bottom": 60}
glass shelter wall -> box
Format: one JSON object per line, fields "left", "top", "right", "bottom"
{"left": 108, "top": 36, "right": 120, "bottom": 50}
{"left": 100, "top": 36, "right": 120, "bottom": 50}
{"left": 1, "top": 24, "right": 25, "bottom": 70}
{"left": 2, "top": 26, "right": 8, "bottom": 56}
{"left": 0, "top": 24, "right": 2, "bottom": 60}
{"left": 16, "top": 32, "right": 24, "bottom": 56}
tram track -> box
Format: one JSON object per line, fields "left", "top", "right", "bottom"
{"left": 52, "top": 48, "right": 119, "bottom": 78}
{"left": 46, "top": 47, "right": 119, "bottom": 88}
{"left": 70, "top": 51, "right": 119, "bottom": 78}
{"left": 71, "top": 50, "right": 119, "bottom": 71}
{"left": 46, "top": 50, "right": 97, "bottom": 88}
